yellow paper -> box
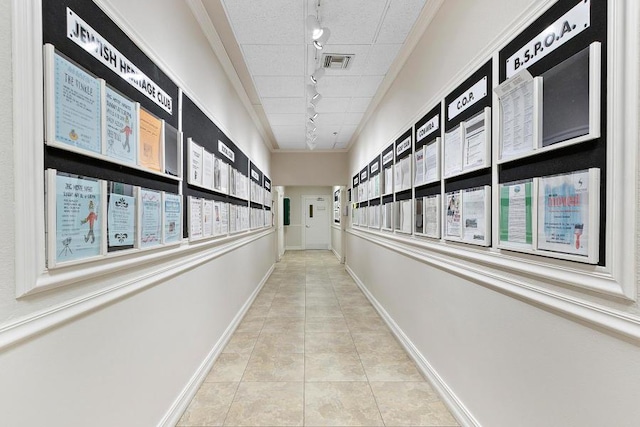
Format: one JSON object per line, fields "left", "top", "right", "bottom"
{"left": 139, "top": 108, "right": 162, "bottom": 171}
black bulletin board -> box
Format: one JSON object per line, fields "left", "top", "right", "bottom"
{"left": 394, "top": 129, "right": 413, "bottom": 162}
{"left": 414, "top": 104, "right": 441, "bottom": 150}
{"left": 43, "top": 0, "right": 180, "bottom": 193}
{"left": 444, "top": 61, "right": 492, "bottom": 131}
{"left": 250, "top": 162, "right": 264, "bottom": 209}
{"left": 498, "top": 0, "right": 607, "bottom": 265}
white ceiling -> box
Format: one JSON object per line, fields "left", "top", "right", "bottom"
{"left": 214, "top": 0, "right": 428, "bottom": 151}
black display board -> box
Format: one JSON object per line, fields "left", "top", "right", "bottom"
{"left": 415, "top": 183, "right": 441, "bottom": 199}
{"left": 444, "top": 61, "right": 492, "bottom": 131}
{"left": 360, "top": 166, "right": 369, "bottom": 185}
{"left": 264, "top": 176, "right": 271, "bottom": 210}
{"left": 498, "top": 0, "right": 607, "bottom": 265}
{"left": 369, "top": 156, "right": 381, "bottom": 177}
{"left": 382, "top": 143, "right": 395, "bottom": 167}
{"left": 43, "top": 0, "right": 180, "bottom": 193}
{"left": 394, "top": 129, "right": 413, "bottom": 162}
{"left": 414, "top": 104, "right": 441, "bottom": 150}
{"left": 250, "top": 163, "right": 263, "bottom": 185}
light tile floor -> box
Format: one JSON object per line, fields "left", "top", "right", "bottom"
{"left": 177, "top": 250, "right": 459, "bottom": 427}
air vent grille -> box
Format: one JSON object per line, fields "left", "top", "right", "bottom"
{"left": 322, "top": 54, "right": 354, "bottom": 70}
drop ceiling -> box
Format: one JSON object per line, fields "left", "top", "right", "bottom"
{"left": 201, "top": 0, "right": 429, "bottom": 151}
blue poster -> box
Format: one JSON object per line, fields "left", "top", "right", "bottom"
{"left": 55, "top": 174, "right": 102, "bottom": 263}
{"left": 108, "top": 193, "right": 136, "bottom": 247}
{"left": 164, "top": 193, "right": 182, "bottom": 244}
{"left": 140, "top": 189, "right": 162, "bottom": 248}
{"left": 54, "top": 53, "right": 101, "bottom": 153}
{"left": 105, "top": 87, "right": 137, "bottom": 164}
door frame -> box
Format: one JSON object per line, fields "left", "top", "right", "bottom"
{"left": 301, "top": 195, "right": 330, "bottom": 250}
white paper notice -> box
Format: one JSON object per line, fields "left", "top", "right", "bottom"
{"left": 414, "top": 147, "right": 425, "bottom": 187}
{"left": 444, "top": 127, "right": 462, "bottom": 177}
{"left": 401, "top": 157, "right": 411, "bottom": 191}
{"left": 424, "top": 196, "right": 440, "bottom": 238}
{"left": 394, "top": 163, "right": 403, "bottom": 193}
{"left": 384, "top": 167, "right": 393, "bottom": 195}
{"left": 203, "top": 200, "right": 213, "bottom": 237}
{"left": 203, "top": 151, "right": 214, "bottom": 190}
{"left": 189, "top": 140, "right": 203, "bottom": 186}
{"left": 462, "top": 187, "right": 487, "bottom": 243}
{"left": 213, "top": 202, "right": 222, "bottom": 236}
{"left": 496, "top": 70, "right": 536, "bottom": 159}
{"left": 445, "top": 192, "right": 461, "bottom": 238}
{"left": 463, "top": 113, "right": 486, "bottom": 169}
{"left": 220, "top": 203, "right": 229, "bottom": 234}
{"left": 424, "top": 141, "right": 438, "bottom": 183}
{"left": 220, "top": 162, "right": 229, "bottom": 194}
{"left": 401, "top": 200, "right": 412, "bottom": 234}
{"left": 189, "top": 198, "right": 203, "bottom": 239}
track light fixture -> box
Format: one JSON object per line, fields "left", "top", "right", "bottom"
{"left": 306, "top": 84, "right": 321, "bottom": 100}
{"left": 307, "top": 107, "right": 318, "bottom": 120}
{"left": 310, "top": 67, "right": 325, "bottom": 84}
{"left": 309, "top": 93, "right": 323, "bottom": 107}
{"left": 306, "top": 15, "right": 324, "bottom": 40}
{"left": 313, "top": 28, "right": 331, "bottom": 50}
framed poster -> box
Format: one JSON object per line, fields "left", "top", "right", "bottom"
{"left": 139, "top": 189, "right": 162, "bottom": 248}
{"left": 163, "top": 192, "right": 182, "bottom": 244}
{"left": 105, "top": 86, "right": 138, "bottom": 165}
{"left": 44, "top": 45, "right": 102, "bottom": 154}
{"left": 47, "top": 170, "right": 104, "bottom": 267}
{"left": 536, "top": 169, "right": 599, "bottom": 263}
{"left": 107, "top": 183, "right": 136, "bottom": 251}
{"left": 139, "top": 108, "right": 163, "bottom": 172}
{"left": 499, "top": 180, "right": 533, "bottom": 250}
{"left": 462, "top": 186, "right": 491, "bottom": 246}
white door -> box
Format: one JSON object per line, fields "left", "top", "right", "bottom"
{"left": 303, "top": 196, "right": 330, "bottom": 249}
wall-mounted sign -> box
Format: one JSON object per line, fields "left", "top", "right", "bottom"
{"left": 370, "top": 161, "right": 379, "bottom": 174}
{"left": 361, "top": 170, "right": 368, "bottom": 181}
{"left": 417, "top": 114, "right": 440, "bottom": 142}
{"left": 396, "top": 137, "right": 411, "bottom": 156}
{"left": 251, "top": 169, "right": 259, "bottom": 181}
{"left": 448, "top": 77, "right": 487, "bottom": 120}
{"left": 382, "top": 151, "right": 394, "bottom": 166}
{"left": 218, "top": 140, "right": 235, "bottom": 162}
{"left": 506, "top": 0, "right": 590, "bottom": 78}
{"left": 353, "top": 176, "right": 359, "bottom": 186}
{"left": 67, "top": 8, "right": 173, "bottom": 114}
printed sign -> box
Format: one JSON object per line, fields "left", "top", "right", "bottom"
{"left": 448, "top": 77, "right": 487, "bottom": 120}
{"left": 218, "top": 140, "right": 235, "bottom": 162}
{"left": 382, "top": 151, "right": 394, "bottom": 166}
{"left": 370, "top": 161, "right": 379, "bottom": 174}
{"left": 417, "top": 115, "right": 440, "bottom": 142}
{"left": 251, "top": 169, "right": 260, "bottom": 182}
{"left": 361, "top": 170, "right": 368, "bottom": 181}
{"left": 396, "top": 137, "right": 411, "bottom": 156}
{"left": 506, "top": 0, "right": 590, "bottom": 78}
{"left": 67, "top": 8, "right": 172, "bottom": 114}
{"left": 353, "top": 176, "right": 359, "bottom": 186}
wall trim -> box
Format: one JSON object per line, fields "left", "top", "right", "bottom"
{"left": 331, "top": 247, "right": 341, "bottom": 261}
{"left": 158, "top": 263, "right": 274, "bottom": 427}
{"left": 0, "top": 230, "right": 274, "bottom": 352}
{"left": 285, "top": 246, "right": 304, "bottom": 251}
{"left": 347, "top": 229, "right": 640, "bottom": 342}
{"left": 345, "top": 264, "right": 478, "bottom": 427}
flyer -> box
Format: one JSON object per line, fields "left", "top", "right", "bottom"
{"left": 163, "top": 193, "right": 182, "bottom": 244}
{"left": 107, "top": 192, "right": 135, "bottom": 248}
{"left": 105, "top": 87, "right": 137, "bottom": 164}
{"left": 401, "top": 200, "right": 412, "bottom": 234}
{"left": 213, "top": 157, "right": 222, "bottom": 192}
{"left": 499, "top": 181, "right": 532, "bottom": 246}
{"left": 415, "top": 198, "right": 424, "bottom": 234}
{"left": 444, "top": 127, "right": 462, "bottom": 177}
{"left": 384, "top": 167, "right": 393, "bottom": 194}
{"left": 203, "top": 151, "right": 214, "bottom": 190}
{"left": 401, "top": 157, "right": 412, "bottom": 190}
{"left": 425, "top": 141, "right": 439, "bottom": 183}
{"left": 414, "top": 147, "right": 425, "bottom": 187}
{"left": 495, "top": 70, "right": 536, "bottom": 159}
{"left": 140, "top": 189, "right": 162, "bottom": 248}
{"left": 424, "top": 195, "right": 440, "bottom": 238}
{"left": 445, "top": 191, "right": 461, "bottom": 238}
{"left": 220, "top": 162, "right": 229, "bottom": 194}
{"left": 463, "top": 114, "right": 486, "bottom": 169}
{"left": 462, "top": 187, "right": 488, "bottom": 243}
{"left": 189, "top": 197, "right": 203, "bottom": 239}
{"left": 213, "top": 202, "right": 222, "bottom": 236}
{"left": 220, "top": 203, "right": 229, "bottom": 234}
{"left": 537, "top": 170, "right": 593, "bottom": 256}
{"left": 54, "top": 53, "right": 101, "bottom": 153}
{"left": 139, "top": 109, "right": 162, "bottom": 172}
{"left": 394, "top": 162, "right": 403, "bottom": 193}
{"left": 55, "top": 173, "right": 102, "bottom": 263}
{"left": 203, "top": 200, "right": 213, "bottom": 237}
{"left": 189, "top": 140, "right": 203, "bottom": 186}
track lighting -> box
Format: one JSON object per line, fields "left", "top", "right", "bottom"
{"left": 309, "top": 93, "right": 322, "bottom": 107}
{"left": 307, "top": 107, "right": 318, "bottom": 120}
{"left": 310, "top": 67, "right": 325, "bottom": 84}
{"left": 313, "top": 28, "right": 331, "bottom": 50}
{"left": 306, "top": 84, "right": 321, "bottom": 100}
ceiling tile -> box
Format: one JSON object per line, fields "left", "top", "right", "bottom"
{"left": 314, "top": 113, "right": 346, "bottom": 126}
{"left": 315, "top": 97, "right": 350, "bottom": 113}
{"left": 319, "top": 0, "right": 388, "bottom": 44}
{"left": 316, "top": 76, "right": 360, "bottom": 97}
{"left": 262, "top": 97, "right": 306, "bottom": 114}
{"left": 278, "top": 140, "right": 306, "bottom": 149}
{"left": 221, "top": 0, "right": 304, "bottom": 45}
{"left": 354, "top": 75, "right": 385, "bottom": 97}
{"left": 348, "top": 98, "right": 372, "bottom": 113}
{"left": 338, "top": 125, "right": 359, "bottom": 143}
{"left": 343, "top": 113, "right": 364, "bottom": 126}
{"left": 376, "top": 0, "right": 427, "bottom": 44}
{"left": 242, "top": 45, "right": 305, "bottom": 76}
{"left": 254, "top": 76, "right": 305, "bottom": 98}
{"left": 267, "top": 113, "right": 306, "bottom": 127}
{"left": 362, "top": 44, "right": 401, "bottom": 75}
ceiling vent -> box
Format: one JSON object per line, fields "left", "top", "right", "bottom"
{"left": 322, "top": 54, "right": 354, "bottom": 70}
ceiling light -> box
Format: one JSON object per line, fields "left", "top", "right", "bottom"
{"left": 309, "top": 93, "right": 323, "bottom": 107}
{"left": 307, "top": 140, "right": 317, "bottom": 150}
{"left": 306, "top": 122, "right": 316, "bottom": 132}
{"left": 306, "top": 84, "right": 321, "bottom": 100}
{"left": 307, "top": 107, "right": 318, "bottom": 120}
{"left": 308, "top": 116, "right": 316, "bottom": 125}
{"left": 313, "top": 28, "right": 331, "bottom": 50}
{"left": 306, "top": 15, "right": 324, "bottom": 40}
{"left": 310, "top": 67, "right": 325, "bottom": 84}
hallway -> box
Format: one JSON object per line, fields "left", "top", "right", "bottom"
{"left": 178, "top": 250, "right": 458, "bottom": 426}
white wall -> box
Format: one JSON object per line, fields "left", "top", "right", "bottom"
{"left": 330, "top": 186, "right": 344, "bottom": 262}
{"left": 346, "top": 0, "right": 640, "bottom": 425}
{"left": 1, "top": 1, "right": 275, "bottom": 425}
{"left": 283, "top": 186, "right": 333, "bottom": 250}
{"left": 271, "top": 152, "right": 349, "bottom": 186}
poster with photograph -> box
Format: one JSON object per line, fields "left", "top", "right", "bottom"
{"left": 445, "top": 191, "right": 461, "bottom": 238}
{"left": 139, "top": 108, "right": 163, "bottom": 172}
{"left": 424, "top": 195, "right": 440, "bottom": 238}
{"left": 140, "top": 189, "right": 161, "bottom": 248}
{"left": 107, "top": 191, "right": 135, "bottom": 248}
{"left": 53, "top": 53, "right": 101, "bottom": 153}
{"left": 53, "top": 173, "right": 103, "bottom": 264}
{"left": 499, "top": 181, "right": 533, "bottom": 246}
{"left": 462, "top": 187, "right": 490, "bottom": 245}
{"left": 537, "top": 170, "right": 597, "bottom": 257}
{"left": 189, "top": 197, "right": 203, "bottom": 239}
{"left": 105, "top": 87, "right": 137, "bottom": 164}
{"left": 163, "top": 193, "right": 182, "bottom": 244}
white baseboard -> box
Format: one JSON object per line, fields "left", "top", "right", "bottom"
{"left": 285, "top": 246, "right": 304, "bottom": 251}
{"left": 331, "top": 247, "right": 341, "bottom": 261}
{"left": 345, "top": 264, "right": 479, "bottom": 427}
{"left": 159, "top": 263, "right": 275, "bottom": 427}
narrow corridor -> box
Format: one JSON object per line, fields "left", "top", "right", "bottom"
{"left": 178, "top": 250, "right": 458, "bottom": 426}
